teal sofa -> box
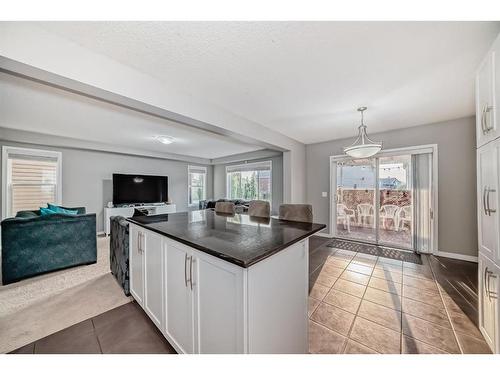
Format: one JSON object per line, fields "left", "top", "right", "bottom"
{"left": 1, "top": 207, "right": 97, "bottom": 285}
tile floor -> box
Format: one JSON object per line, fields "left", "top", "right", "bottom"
{"left": 308, "top": 237, "right": 492, "bottom": 354}
{"left": 9, "top": 236, "right": 492, "bottom": 354}
{"left": 9, "top": 301, "right": 176, "bottom": 354}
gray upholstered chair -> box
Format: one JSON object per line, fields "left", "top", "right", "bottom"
{"left": 248, "top": 200, "right": 271, "bottom": 218}
{"left": 278, "top": 204, "right": 313, "bottom": 223}
{"left": 215, "top": 201, "right": 236, "bottom": 214}
{"left": 110, "top": 215, "right": 130, "bottom": 296}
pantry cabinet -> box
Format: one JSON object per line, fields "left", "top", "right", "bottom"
{"left": 476, "top": 31, "right": 500, "bottom": 354}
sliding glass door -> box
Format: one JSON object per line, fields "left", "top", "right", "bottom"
{"left": 335, "top": 159, "right": 377, "bottom": 243}
{"left": 378, "top": 155, "right": 413, "bottom": 250}
{"left": 332, "top": 148, "right": 434, "bottom": 253}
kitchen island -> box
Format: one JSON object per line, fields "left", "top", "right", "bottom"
{"left": 127, "top": 210, "right": 325, "bottom": 354}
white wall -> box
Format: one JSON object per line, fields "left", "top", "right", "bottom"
{"left": 0, "top": 139, "right": 213, "bottom": 232}
{"left": 306, "top": 116, "right": 477, "bottom": 257}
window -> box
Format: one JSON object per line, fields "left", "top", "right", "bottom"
{"left": 226, "top": 161, "right": 272, "bottom": 202}
{"left": 2, "top": 146, "right": 62, "bottom": 218}
{"left": 188, "top": 165, "right": 207, "bottom": 206}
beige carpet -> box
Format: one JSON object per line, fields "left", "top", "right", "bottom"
{"left": 0, "top": 236, "right": 131, "bottom": 353}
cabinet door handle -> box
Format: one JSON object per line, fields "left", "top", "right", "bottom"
{"left": 485, "top": 105, "right": 494, "bottom": 132}
{"left": 184, "top": 253, "right": 188, "bottom": 287}
{"left": 486, "top": 188, "right": 496, "bottom": 215}
{"left": 189, "top": 256, "right": 193, "bottom": 291}
{"left": 484, "top": 267, "right": 489, "bottom": 299}
{"left": 483, "top": 186, "right": 489, "bottom": 215}
{"left": 487, "top": 271, "right": 498, "bottom": 300}
{"left": 138, "top": 232, "right": 142, "bottom": 253}
{"left": 481, "top": 105, "right": 488, "bottom": 134}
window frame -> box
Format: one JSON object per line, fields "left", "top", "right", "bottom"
{"left": 187, "top": 165, "right": 207, "bottom": 207}
{"left": 225, "top": 160, "right": 273, "bottom": 204}
{"left": 2, "top": 146, "right": 62, "bottom": 219}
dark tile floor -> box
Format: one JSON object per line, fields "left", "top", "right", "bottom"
{"left": 9, "top": 301, "right": 176, "bottom": 354}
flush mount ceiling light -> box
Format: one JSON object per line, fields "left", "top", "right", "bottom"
{"left": 343, "top": 107, "right": 382, "bottom": 159}
{"left": 155, "top": 135, "right": 175, "bottom": 145}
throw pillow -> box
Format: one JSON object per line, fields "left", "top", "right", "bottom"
{"left": 47, "top": 204, "right": 78, "bottom": 215}
{"left": 40, "top": 207, "right": 58, "bottom": 216}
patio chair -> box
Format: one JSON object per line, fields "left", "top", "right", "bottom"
{"left": 337, "top": 203, "right": 355, "bottom": 232}
{"left": 397, "top": 205, "right": 412, "bottom": 232}
{"left": 357, "top": 203, "right": 375, "bottom": 228}
{"left": 379, "top": 204, "right": 399, "bottom": 230}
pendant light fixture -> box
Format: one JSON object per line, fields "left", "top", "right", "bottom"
{"left": 343, "top": 107, "right": 382, "bottom": 159}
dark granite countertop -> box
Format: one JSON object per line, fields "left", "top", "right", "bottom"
{"left": 127, "top": 210, "right": 326, "bottom": 268}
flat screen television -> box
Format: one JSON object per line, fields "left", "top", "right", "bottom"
{"left": 113, "top": 173, "right": 168, "bottom": 205}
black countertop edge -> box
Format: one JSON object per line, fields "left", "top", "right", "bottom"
{"left": 126, "top": 218, "right": 326, "bottom": 268}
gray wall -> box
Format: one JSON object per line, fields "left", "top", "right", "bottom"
{"left": 213, "top": 155, "right": 283, "bottom": 214}
{"left": 306, "top": 116, "right": 477, "bottom": 257}
{"left": 0, "top": 140, "right": 213, "bottom": 232}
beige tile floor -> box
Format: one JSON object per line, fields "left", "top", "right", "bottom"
{"left": 308, "top": 245, "right": 492, "bottom": 354}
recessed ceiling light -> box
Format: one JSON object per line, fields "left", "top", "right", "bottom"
{"left": 155, "top": 135, "right": 175, "bottom": 145}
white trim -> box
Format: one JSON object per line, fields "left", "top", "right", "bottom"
{"left": 2, "top": 146, "right": 62, "bottom": 220}
{"left": 187, "top": 165, "right": 207, "bottom": 207}
{"left": 435, "top": 251, "right": 478, "bottom": 263}
{"left": 225, "top": 160, "right": 273, "bottom": 204}
{"left": 328, "top": 144, "right": 439, "bottom": 254}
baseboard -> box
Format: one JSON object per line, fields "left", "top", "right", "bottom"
{"left": 434, "top": 251, "right": 478, "bottom": 263}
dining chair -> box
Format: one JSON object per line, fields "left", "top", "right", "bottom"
{"left": 278, "top": 204, "right": 313, "bottom": 223}
{"left": 248, "top": 200, "right": 271, "bottom": 218}
{"left": 215, "top": 201, "right": 236, "bottom": 214}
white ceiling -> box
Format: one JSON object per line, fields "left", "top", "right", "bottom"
{"left": 37, "top": 21, "right": 500, "bottom": 144}
{"left": 0, "top": 72, "right": 263, "bottom": 159}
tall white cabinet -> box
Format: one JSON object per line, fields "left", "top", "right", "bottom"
{"left": 476, "top": 32, "right": 500, "bottom": 354}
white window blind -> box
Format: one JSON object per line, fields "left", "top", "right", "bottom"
{"left": 2, "top": 147, "right": 62, "bottom": 218}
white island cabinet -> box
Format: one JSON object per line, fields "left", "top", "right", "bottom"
{"left": 129, "top": 222, "right": 310, "bottom": 354}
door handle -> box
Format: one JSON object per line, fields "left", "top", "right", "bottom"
{"left": 486, "top": 188, "right": 496, "bottom": 215}
{"left": 184, "top": 253, "right": 188, "bottom": 287}
{"left": 138, "top": 232, "right": 142, "bottom": 253}
{"left": 189, "top": 256, "right": 194, "bottom": 291}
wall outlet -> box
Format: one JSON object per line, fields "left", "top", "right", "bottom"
{"left": 322, "top": 192, "right": 328, "bottom": 197}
